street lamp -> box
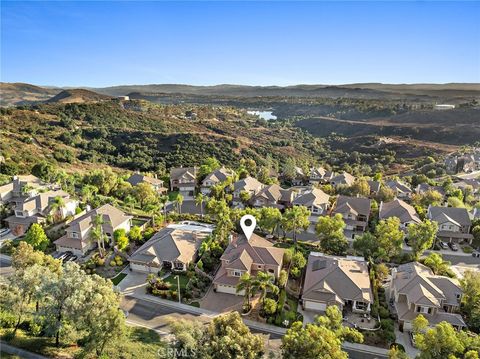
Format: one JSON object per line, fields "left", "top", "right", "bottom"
{"left": 174, "top": 275, "right": 181, "bottom": 303}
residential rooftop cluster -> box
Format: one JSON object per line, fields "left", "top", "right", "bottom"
{"left": 0, "top": 156, "right": 479, "bottom": 359}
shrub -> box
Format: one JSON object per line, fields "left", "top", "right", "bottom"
{"left": 109, "top": 260, "right": 116, "bottom": 267}
{"left": 0, "top": 311, "right": 17, "bottom": 328}
{"left": 28, "top": 321, "right": 42, "bottom": 336}
{"left": 462, "top": 246, "right": 473, "bottom": 254}
{"left": 379, "top": 307, "right": 390, "bottom": 319}
{"left": 96, "top": 257, "right": 105, "bottom": 266}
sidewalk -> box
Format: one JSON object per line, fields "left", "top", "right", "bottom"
{"left": 0, "top": 340, "right": 48, "bottom": 359}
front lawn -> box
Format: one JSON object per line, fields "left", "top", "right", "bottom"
{"left": 111, "top": 272, "right": 127, "bottom": 285}
{"left": 163, "top": 273, "right": 190, "bottom": 291}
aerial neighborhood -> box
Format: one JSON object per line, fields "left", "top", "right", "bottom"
{"left": 1, "top": 150, "right": 479, "bottom": 359}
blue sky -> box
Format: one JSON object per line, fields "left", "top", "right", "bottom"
{"left": 1, "top": 1, "right": 479, "bottom": 87}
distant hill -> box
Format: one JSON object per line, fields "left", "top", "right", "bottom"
{"left": 1, "top": 82, "right": 479, "bottom": 107}
{"left": 46, "top": 89, "right": 112, "bottom": 104}
{"left": 0, "top": 82, "right": 59, "bottom": 107}
{"left": 93, "top": 83, "right": 480, "bottom": 100}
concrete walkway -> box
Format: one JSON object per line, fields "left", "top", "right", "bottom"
{"left": 0, "top": 340, "right": 48, "bottom": 359}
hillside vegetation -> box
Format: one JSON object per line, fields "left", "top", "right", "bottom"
{"left": 0, "top": 99, "right": 431, "bottom": 177}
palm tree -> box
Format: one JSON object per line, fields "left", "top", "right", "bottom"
{"left": 124, "top": 195, "right": 137, "bottom": 213}
{"left": 236, "top": 272, "right": 256, "bottom": 311}
{"left": 91, "top": 214, "right": 106, "bottom": 257}
{"left": 159, "top": 195, "right": 169, "bottom": 226}
{"left": 145, "top": 203, "right": 160, "bottom": 226}
{"left": 195, "top": 193, "right": 205, "bottom": 218}
{"left": 49, "top": 196, "right": 65, "bottom": 222}
{"left": 176, "top": 193, "right": 184, "bottom": 214}
{"left": 252, "top": 271, "right": 279, "bottom": 310}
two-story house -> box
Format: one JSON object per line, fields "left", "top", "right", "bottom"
{"left": 385, "top": 180, "right": 413, "bottom": 199}
{"left": 126, "top": 172, "right": 167, "bottom": 194}
{"left": 379, "top": 199, "right": 422, "bottom": 230}
{"left": 388, "top": 262, "right": 466, "bottom": 331}
{"left": 231, "top": 176, "right": 264, "bottom": 206}
{"left": 427, "top": 206, "right": 473, "bottom": 245}
{"left": 169, "top": 167, "right": 198, "bottom": 199}
{"left": 129, "top": 226, "right": 211, "bottom": 273}
{"left": 332, "top": 195, "right": 371, "bottom": 239}
{"left": 330, "top": 172, "right": 356, "bottom": 187}
{"left": 213, "top": 233, "right": 285, "bottom": 295}
{"left": 250, "top": 184, "right": 295, "bottom": 209}
{"left": 5, "top": 189, "right": 78, "bottom": 235}
{"left": 290, "top": 166, "right": 306, "bottom": 186}
{"left": 302, "top": 253, "right": 373, "bottom": 314}
{"left": 292, "top": 188, "right": 330, "bottom": 217}
{"left": 200, "top": 167, "right": 234, "bottom": 195}
{"left": 54, "top": 204, "right": 132, "bottom": 255}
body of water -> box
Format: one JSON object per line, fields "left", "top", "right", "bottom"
{"left": 247, "top": 110, "right": 277, "bottom": 121}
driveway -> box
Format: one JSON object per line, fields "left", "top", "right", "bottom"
{"left": 297, "top": 306, "right": 319, "bottom": 325}
{"left": 117, "top": 270, "right": 149, "bottom": 296}
{"left": 394, "top": 324, "right": 419, "bottom": 358}
{"left": 199, "top": 285, "right": 244, "bottom": 312}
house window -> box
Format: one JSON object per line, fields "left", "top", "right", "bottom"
{"left": 71, "top": 232, "right": 79, "bottom": 238}
{"left": 456, "top": 293, "right": 461, "bottom": 301}
{"left": 416, "top": 306, "right": 431, "bottom": 314}
{"left": 174, "top": 262, "right": 184, "bottom": 270}
{"left": 355, "top": 302, "right": 368, "bottom": 310}
{"left": 15, "top": 211, "right": 24, "bottom": 217}
{"left": 268, "top": 269, "right": 275, "bottom": 274}
{"left": 233, "top": 271, "right": 242, "bottom": 277}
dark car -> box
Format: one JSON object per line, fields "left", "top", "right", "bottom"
{"left": 448, "top": 242, "right": 459, "bottom": 251}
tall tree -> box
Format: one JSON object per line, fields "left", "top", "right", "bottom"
{"left": 460, "top": 270, "right": 480, "bottom": 333}
{"left": 176, "top": 193, "right": 184, "bottom": 214}
{"left": 252, "top": 272, "right": 279, "bottom": 311}
{"left": 375, "top": 217, "right": 404, "bottom": 261}
{"left": 195, "top": 193, "right": 206, "bottom": 218}
{"left": 258, "top": 206, "right": 282, "bottom": 236}
{"left": 24, "top": 223, "right": 50, "bottom": 251}
{"left": 407, "top": 220, "right": 438, "bottom": 260}
{"left": 315, "top": 214, "right": 348, "bottom": 255}
{"left": 204, "top": 312, "right": 264, "bottom": 358}
{"left": 282, "top": 205, "right": 310, "bottom": 244}
{"left": 49, "top": 196, "right": 65, "bottom": 222}
{"left": 90, "top": 214, "right": 106, "bottom": 257}
{"left": 133, "top": 182, "right": 156, "bottom": 208}
{"left": 353, "top": 232, "right": 378, "bottom": 260}
{"left": 423, "top": 253, "right": 452, "bottom": 276}
{"left": 236, "top": 272, "right": 256, "bottom": 311}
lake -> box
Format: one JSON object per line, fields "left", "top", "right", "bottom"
{"left": 247, "top": 110, "right": 277, "bottom": 121}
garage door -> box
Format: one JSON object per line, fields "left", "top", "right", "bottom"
{"left": 304, "top": 300, "right": 327, "bottom": 312}
{"left": 130, "top": 263, "right": 154, "bottom": 273}
{"left": 216, "top": 284, "right": 240, "bottom": 295}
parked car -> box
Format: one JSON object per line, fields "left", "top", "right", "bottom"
{"left": 59, "top": 251, "right": 73, "bottom": 261}
{"left": 472, "top": 251, "right": 480, "bottom": 258}
{"left": 448, "top": 242, "right": 459, "bottom": 251}
{"left": 410, "top": 332, "right": 417, "bottom": 348}
{"left": 0, "top": 228, "right": 11, "bottom": 238}
{"left": 439, "top": 241, "right": 449, "bottom": 250}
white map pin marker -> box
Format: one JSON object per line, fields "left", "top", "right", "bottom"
{"left": 240, "top": 214, "right": 256, "bottom": 241}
